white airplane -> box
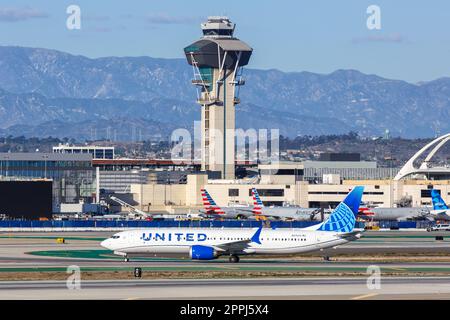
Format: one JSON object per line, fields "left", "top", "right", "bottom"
{"left": 199, "top": 188, "right": 322, "bottom": 221}
{"left": 198, "top": 189, "right": 254, "bottom": 219}
{"left": 101, "top": 186, "right": 364, "bottom": 263}
{"left": 358, "top": 206, "right": 431, "bottom": 221}
{"left": 249, "top": 188, "right": 324, "bottom": 221}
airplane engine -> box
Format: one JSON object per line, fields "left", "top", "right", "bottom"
{"left": 189, "top": 245, "right": 219, "bottom": 260}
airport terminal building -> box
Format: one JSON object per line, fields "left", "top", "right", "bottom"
{"left": 0, "top": 144, "right": 449, "bottom": 216}
{"left": 0, "top": 153, "right": 96, "bottom": 212}
{"left": 128, "top": 162, "right": 450, "bottom": 214}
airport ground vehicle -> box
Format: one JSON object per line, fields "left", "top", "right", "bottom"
{"left": 427, "top": 224, "right": 450, "bottom": 232}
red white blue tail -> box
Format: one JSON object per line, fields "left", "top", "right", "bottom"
{"left": 201, "top": 189, "right": 225, "bottom": 215}
{"left": 251, "top": 188, "right": 264, "bottom": 215}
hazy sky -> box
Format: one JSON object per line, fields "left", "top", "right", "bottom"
{"left": 0, "top": 0, "right": 449, "bottom": 83}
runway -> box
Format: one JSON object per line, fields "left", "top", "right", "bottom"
{"left": 1, "top": 277, "right": 450, "bottom": 299}
{"left": 0, "top": 230, "right": 449, "bottom": 299}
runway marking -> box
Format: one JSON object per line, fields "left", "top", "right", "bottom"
{"left": 219, "top": 266, "right": 239, "bottom": 270}
{"left": 351, "top": 293, "right": 379, "bottom": 300}
{"left": 122, "top": 297, "right": 140, "bottom": 300}
{"left": 386, "top": 267, "right": 407, "bottom": 272}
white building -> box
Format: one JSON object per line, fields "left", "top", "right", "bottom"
{"left": 53, "top": 144, "right": 115, "bottom": 159}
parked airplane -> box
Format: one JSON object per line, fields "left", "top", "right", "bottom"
{"left": 430, "top": 189, "right": 450, "bottom": 220}
{"left": 100, "top": 186, "right": 365, "bottom": 263}
{"left": 199, "top": 189, "right": 253, "bottom": 219}
{"left": 250, "top": 188, "right": 324, "bottom": 221}
{"left": 199, "top": 188, "right": 321, "bottom": 221}
{"left": 358, "top": 206, "right": 430, "bottom": 221}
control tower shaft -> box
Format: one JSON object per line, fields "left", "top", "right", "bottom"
{"left": 184, "top": 16, "right": 253, "bottom": 179}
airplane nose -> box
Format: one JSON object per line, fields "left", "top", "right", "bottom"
{"left": 100, "top": 239, "right": 112, "bottom": 250}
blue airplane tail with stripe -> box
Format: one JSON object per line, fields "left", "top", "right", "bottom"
{"left": 316, "top": 186, "right": 364, "bottom": 233}
{"left": 431, "top": 189, "right": 448, "bottom": 210}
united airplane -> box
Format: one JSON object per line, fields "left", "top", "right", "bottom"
{"left": 101, "top": 186, "right": 364, "bottom": 263}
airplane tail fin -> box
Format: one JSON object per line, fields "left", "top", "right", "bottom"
{"left": 431, "top": 189, "right": 448, "bottom": 210}
{"left": 201, "top": 189, "right": 224, "bottom": 215}
{"left": 251, "top": 188, "right": 264, "bottom": 215}
{"left": 315, "top": 186, "right": 364, "bottom": 233}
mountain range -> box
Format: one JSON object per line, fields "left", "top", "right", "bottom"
{"left": 0, "top": 45, "right": 449, "bottom": 140}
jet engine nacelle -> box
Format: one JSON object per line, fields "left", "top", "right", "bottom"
{"left": 189, "top": 245, "right": 219, "bottom": 260}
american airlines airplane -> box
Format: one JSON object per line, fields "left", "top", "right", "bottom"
{"left": 250, "top": 188, "right": 323, "bottom": 221}
{"left": 358, "top": 206, "right": 431, "bottom": 221}
{"left": 200, "top": 188, "right": 321, "bottom": 221}
{"left": 199, "top": 189, "right": 254, "bottom": 219}
{"left": 100, "top": 186, "right": 364, "bottom": 263}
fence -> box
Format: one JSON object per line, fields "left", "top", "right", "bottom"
{"left": 0, "top": 220, "right": 427, "bottom": 229}
{"left": 378, "top": 221, "right": 434, "bottom": 229}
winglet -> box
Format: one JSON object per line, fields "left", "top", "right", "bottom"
{"left": 251, "top": 227, "right": 262, "bottom": 244}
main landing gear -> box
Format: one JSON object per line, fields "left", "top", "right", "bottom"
{"left": 124, "top": 256, "right": 130, "bottom": 262}
{"left": 229, "top": 255, "right": 240, "bottom": 263}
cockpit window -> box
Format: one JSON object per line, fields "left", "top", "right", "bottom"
{"left": 111, "top": 235, "right": 120, "bottom": 239}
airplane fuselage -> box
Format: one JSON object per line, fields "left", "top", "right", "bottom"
{"left": 101, "top": 227, "right": 354, "bottom": 257}
{"left": 360, "top": 207, "right": 429, "bottom": 221}
{"left": 430, "top": 209, "right": 450, "bottom": 220}
{"left": 258, "top": 207, "right": 322, "bottom": 221}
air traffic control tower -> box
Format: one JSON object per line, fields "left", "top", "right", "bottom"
{"left": 184, "top": 16, "right": 252, "bottom": 179}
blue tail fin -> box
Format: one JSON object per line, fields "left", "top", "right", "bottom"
{"left": 317, "top": 186, "right": 364, "bottom": 233}
{"left": 431, "top": 189, "right": 448, "bottom": 210}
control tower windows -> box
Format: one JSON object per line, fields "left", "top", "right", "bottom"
{"left": 202, "top": 29, "right": 233, "bottom": 37}
{"left": 199, "top": 67, "right": 213, "bottom": 91}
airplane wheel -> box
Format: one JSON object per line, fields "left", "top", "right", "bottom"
{"left": 124, "top": 257, "right": 129, "bottom": 262}
{"left": 323, "top": 256, "right": 330, "bottom": 261}
{"left": 229, "top": 255, "right": 240, "bottom": 263}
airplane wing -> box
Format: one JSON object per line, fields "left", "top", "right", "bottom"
{"left": 211, "top": 227, "right": 262, "bottom": 253}
{"left": 337, "top": 230, "right": 364, "bottom": 241}
{"left": 411, "top": 208, "right": 432, "bottom": 220}
{"left": 213, "top": 239, "right": 252, "bottom": 253}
